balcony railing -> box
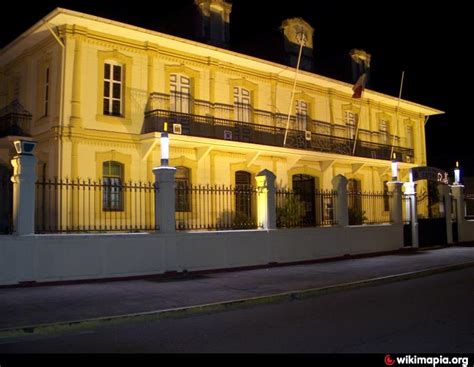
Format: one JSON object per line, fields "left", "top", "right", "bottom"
{"left": 143, "top": 109, "right": 414, "bottom": 162}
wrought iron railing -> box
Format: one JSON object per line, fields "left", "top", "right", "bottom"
{"left": 175, "top": 184, "right": 261, "bottom": 230}
{"left": 35, "top": 178, "right": 158, "bottom": 233}
{"left": 275, "top": 189, "right": 337, "bottom": 228}
{"left": 347, "top": 191, "right": 391, "bottom": 225}
{"left": 143, "top": 109, "right": 414, "bottom": 162}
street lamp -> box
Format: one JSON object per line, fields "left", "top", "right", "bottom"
{"left": 391, "top": 152, "right": 398, "bottom": 181}
{"left": 161, "top": 122, "right": 169, "bottom": 166}
{"left": 454, "top": 161, "right": 461, "bottom": 184}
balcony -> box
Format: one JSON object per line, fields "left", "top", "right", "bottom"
{"left": 143, "top": 108, "right": 414, "bottom": 162}
{"left": 0, "top": 100, "right": 32, "bottom": 139}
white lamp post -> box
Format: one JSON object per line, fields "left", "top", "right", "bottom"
{"left": 391, "top": 152, "right": 398, "bottom": 181}
{"left": 454, "top": 161, "right": 461, "bottom": 184}
{"left": 161, "top": 122, "right": 169, "bottom": 166}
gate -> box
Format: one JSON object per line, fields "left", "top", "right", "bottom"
{"left": 0, "top": 164, "right": 13, "bottom": 234}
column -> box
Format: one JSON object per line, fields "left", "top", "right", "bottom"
{"left": 153, "top": 166, "right": 176, "bottom": 233}
{"left": 386, "top": 181, "right": 403, "bottom": 224}
{"left": 331, "top": 174, "right": 348, "bottom": 226}
{"left": 439, "top": 184, "right": 453, "bottom": 244}
{"left": 10, "top": 140, "right": 37, "bottom": 236}
{"left": 404, "top": 181, "right": 419, "bottom": 248}
{"left": 255, "top": 169, "right": 276, "bottom": 230}
{"left": 451, "top": 184, "right": 465, "bottom": 241}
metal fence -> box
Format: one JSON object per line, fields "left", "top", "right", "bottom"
{"left": 275, "top": 189, "right": 337, "bottom": 228}
{"left": 347, "top": 191, "right": 391, "bottom": 225}
{"left": 35, "top": 178, "right": 158, "bottom": 233}
{"left": 0, "top": 175, "right": 13, "bottom": 234}
{"left": 175, "top": 184, "right": 260, "bottom": 230}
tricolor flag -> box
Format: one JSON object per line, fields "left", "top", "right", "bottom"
{"left": 352, "top": 72, "right": 367, "bottom": 99}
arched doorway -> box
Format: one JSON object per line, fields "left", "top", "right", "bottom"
{"left": 0, "top": 163, "right": 13, "bottom": 234}
{"left": 292, "top": 174, "right": 316, "bottom": 226}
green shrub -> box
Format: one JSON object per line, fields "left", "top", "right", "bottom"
{"left": 348, "top": 207, "right": 367, "bottom": 225}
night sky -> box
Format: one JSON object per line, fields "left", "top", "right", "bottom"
{"left": 1, "top": 1, "right": 471, "bottom": 178}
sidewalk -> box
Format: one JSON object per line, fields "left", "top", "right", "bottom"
{"left": 1, "top": 245, "right": 473, "bottom": 337}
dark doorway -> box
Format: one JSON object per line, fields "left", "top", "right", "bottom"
{"left": 292, "top": 174, "right": 316, "bottom": 226}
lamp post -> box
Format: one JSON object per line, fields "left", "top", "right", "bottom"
{"left": 391, "top": 152, "right": 398, "bottom": 181}
{"left": 161, "top": 122, "right": 169, "bottom": 166}
{"left": 454, "top": 161, "right": 461, "bottom": 185}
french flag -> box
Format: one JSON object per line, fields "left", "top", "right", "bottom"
{"left": 352, "top": 72, "right": 367, "bottom": 99}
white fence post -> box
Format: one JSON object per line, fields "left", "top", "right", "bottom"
{"left": 332, "top": 174, "right": 348, "bottom": 226}
{"left": 153, "top": 166, "right": 176, "bottom": 233}
{"left": 10, "top": 140, "right": 37, "bottom": 236}
{"left": 451, "top": 184, "right": 465, "bottom": 241}
{"left": 438, "top": 184, "right": 453, "bottom": 244}
{"left": 255, "top": 169, "right": 276, "bottom": 230}
{"left": 403, "top": 181, "right": 419, "bottom": 248}
{"left": 387, "top": 181, "right": 403, "bottom": 224}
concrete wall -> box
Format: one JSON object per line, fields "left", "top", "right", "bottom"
{"left": 0, "top": 224, "right": 402, "bottom": 286}
{"left": 460, "top": 220, "right": 474, "bottom": 242}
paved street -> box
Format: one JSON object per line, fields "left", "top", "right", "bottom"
{"left": 1, "top": 266, "right": 473, "bottom": 353}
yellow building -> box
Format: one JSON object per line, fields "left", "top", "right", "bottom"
{"left": 0, "top": 4, "right": 442, "bottom": 231}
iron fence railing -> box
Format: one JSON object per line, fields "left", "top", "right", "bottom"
{"left": 143, "top": 109, "right": 414, "bottom": 162}
{"left": 35, "top": 178, "right": 158, "bottom": 233}
{"left": 347, "top": 191, "right": 391, "bottom": 225}
{"left": 0, "top": 175, "right": 13, "bottom": 234}
{"left": 175, "top": 184, "right": 261, "bottom": 230}
{"left": 275, "top": 189, "right": 337, "bottom": 228}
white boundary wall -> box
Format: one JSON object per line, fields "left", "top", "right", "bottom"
{"left": 0, "top": 224, "right": 403, "bottom": 286}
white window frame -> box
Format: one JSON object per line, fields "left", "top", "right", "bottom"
{"left": 345, "top": 111, "right": 357, "bottom": 139}
{"left": 379, "top": 119, "right": 389, "bottom": 145}
{"left": 103, "top": 60, "right": 123, "bottom": 116}
{"left": 170, "top": 74, "right": 191, "bottom": 114}
{"left": 43, "top": 67, "right": 49, "bottom": 117}
{"left": 233, "top": 87, "right": 252, "bottom": 123}
{"left": 296, "top": 100, "right": 308, "bottom": 131}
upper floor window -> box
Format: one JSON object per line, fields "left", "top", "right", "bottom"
{"left": 103, "top": 161, "right": 123, "bottom": 211}
{"left": 175, "top": 166, "right": 191, "bottom": 212}
{"left": 344, "top": 111, "right": 357, "bottom": 139}
{"left": 296, "top": 100, "right": 308, "bottom": 131}
{"left": 43, "top": 67, "right": 50, "bottom": 117}
{"left": 406, "top": 126, "right": 413, "bottom": 149}
{"left": 103, "top": 61, "right": 123, "bottom": 116}
{"left": 233, "top": 87, "right": 252, "bottom": 123}
{"left": 379, "top": 119, "right": 389, "bottom": 145}
{"left": 170, "top": 74, "right": 191, "bottom": 114}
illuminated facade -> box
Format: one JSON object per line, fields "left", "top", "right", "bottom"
{"left": 0, "top": 6, "right": 442, "bottom": 227}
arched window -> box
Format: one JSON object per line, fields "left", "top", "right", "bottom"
{"left": 170, "top": 74, "right": 192, "bottom": 114}
{"left": 235, "top": 171, "right": 252, "bottom": 219}
{"left": 103, "top": 61, "right": 124, "bottom": 116}
{"left": 103, "top": 161, "right": 123, "bottom": 211}
{"left": 175, "top": 166, "right": 191, "bottom": 212}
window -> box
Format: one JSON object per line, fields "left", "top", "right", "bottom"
{"left": 235, "top": 171, "right": 252, "bottom": 219}
{"left": 175, "top": 166, "right": 191, "bottom": 212}
{"left": 234, "top": 87, "right": 252, "bottom": 123}
{"left": 103, "top": 161, "right": 123, "bottom": 211}
{"left": 379, "top": 119, "right": 389, "bottom": 145}
{"left": 43, "top": 67, "right": 49, "bottom": 117}
{"left": 406, "top": 126, "right": 413, "bottom": 149}
{"left": 170, "top": 74, "right": 191, "bottom": 113}
{"left": 344, "top": 111, "right": 357, "bottom": 139}
{"left": 103, "top": 61, "right": 123, "bottom": 116}
{"left": 296, "top": 100, "right": 308, "bottom": 131}
{"left": 383, "top": 180, "right": 390, "bottom": 211}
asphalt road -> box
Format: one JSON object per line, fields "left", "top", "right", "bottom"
{"left": 1, "top": 267, "right": 473, "bottom": 353}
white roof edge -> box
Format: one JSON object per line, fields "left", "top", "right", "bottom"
{"left": 2, "top": 7, "right": 444, "bottom": 116}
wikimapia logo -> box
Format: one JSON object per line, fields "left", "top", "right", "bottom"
{"left": 384, "top": 354, "right": 470, "bottom": 367}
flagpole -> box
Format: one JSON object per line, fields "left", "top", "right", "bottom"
{"left": 390, "top": 71, "right": 405, "bottom": 160}
{"left": 283, "top": 34, "right": 305, "bottom": 146}
{"left": 352, "top": 96, "right": 364, "bottom": 155}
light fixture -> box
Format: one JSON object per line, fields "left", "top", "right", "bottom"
{"left": 391, "top": 152, "right": 398, "bottom": 181}
{"left": 161, "top": 122, "right": 169, "bottom": 166}
{"left": 454, "top": 161, "right": 461, "bottom": 184}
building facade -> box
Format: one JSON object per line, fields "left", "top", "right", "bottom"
{"left": 0, "top": 6, "right": 442, "bottom": 231}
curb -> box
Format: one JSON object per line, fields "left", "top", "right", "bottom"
{"left": 1, "top": 260, "right": 473, "bottom": 340}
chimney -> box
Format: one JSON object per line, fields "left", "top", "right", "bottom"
{"left": 281, "top": 18, "right": 314, "bottom": 71}
{"left": 195, "top": 0, "right": 232, "bottom": 48}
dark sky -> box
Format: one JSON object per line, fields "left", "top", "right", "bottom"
{"left": 1, "top": 1, "right": 471, "bottom": 177}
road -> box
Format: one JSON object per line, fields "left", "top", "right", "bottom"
{"left": 1, "top": 267, "right": 473, "bottom": 353}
